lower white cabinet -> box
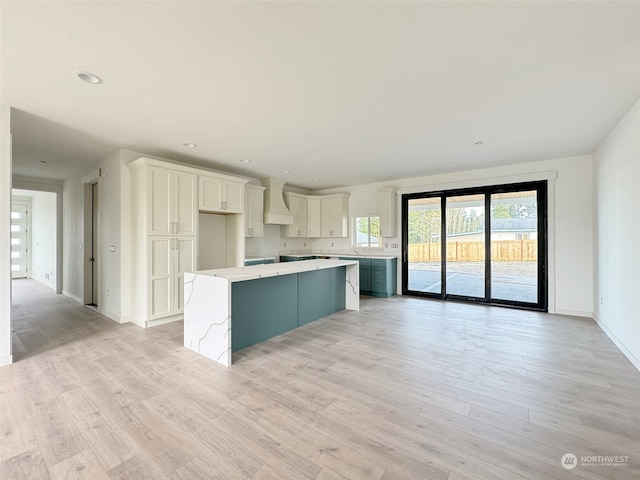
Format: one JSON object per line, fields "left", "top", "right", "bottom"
{"left": 148, "top": 236, "right": 196, "bottom": 321}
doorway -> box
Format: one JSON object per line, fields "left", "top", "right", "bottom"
{"left": 402, "top": 181, "right": 547, "bottom": 310}
{"left": 84, "top": 182, "right": 99, "bottom": 307}
{"left": 10, "top": 203, "right": 29, "bottom": 279}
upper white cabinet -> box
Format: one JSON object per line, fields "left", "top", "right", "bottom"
{"left": 307, "top": 197, "right": 322, "bottom": 237}
{"left": 306, "top": 194, "right": 349, "bottom": 238}
{"left": 148, "top": 167, "right": 197, "bottom": 236}
{"left": 199, "top": 174, "right": 246, "bottom": 213}
{"left": 378, "top": 187, "right": 397, "bottom": 237}
{"left": 245, "top": 184, "right": 266, "bottom": 237}
{"left": 321, "top": 194, "right": 349, "bottom": 238}
{"left": 282, "top": 192, "right": 308, "bottom": 238}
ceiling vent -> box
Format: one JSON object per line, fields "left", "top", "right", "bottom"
{"left": 261, "top": 178, "right": 294, "bottom": 225}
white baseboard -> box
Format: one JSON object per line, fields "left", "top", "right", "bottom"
{"left": 130, "top": 316, "right": 146, "bottom": 328}
{"left": 32, "top": 275, "right": 55, "bottom": 291}
{"left": 62, "top": 290, "right": 83, "bottom": 304}
{"left": 0, "top": 354, "right": 13, "bottom": 366}
{"left": 99, "top": 308, "right": 130, "bottom": 324}
{"left": 146, "top": 315, "right": 183, "bottom": 328}
{"left": 593, "top": 313, "right": 640, "bottom": 373}
{"left": 555, "top": 308, "right": 593, "bottom": 318}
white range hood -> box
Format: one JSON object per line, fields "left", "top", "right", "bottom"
{"left": 261, "top": 178, "right": 294, "bottom": 225}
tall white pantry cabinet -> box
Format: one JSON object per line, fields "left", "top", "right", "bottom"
{"left": 129, "top": 158, "right": 198, "bottom": 327}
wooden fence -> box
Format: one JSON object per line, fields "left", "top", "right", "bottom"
{"left": 409, "top": 240, "right": 537, "bottom": 262}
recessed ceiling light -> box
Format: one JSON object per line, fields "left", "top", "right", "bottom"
{"left": 474, "top": 141, "right": 484, "bottom": 145}
{"left": 348, "top": 173, "right": 357, "bottom": 177}
{"left": 39, "top": 160, "right": 47, "bottom": 164}
{"left": 281, "top": 170, "right": 290, "bottom": 174}
{"left": 240, "top": 159, "right": 251, "bottom": 163}
{"left": 182, "top": 143, "right": 197, "bottom": 148}
{"left": 311, "top": 179, "right": 320, "bottom": 182}
{"left": 73, "top": 70, "right": 102, "bottom": 84}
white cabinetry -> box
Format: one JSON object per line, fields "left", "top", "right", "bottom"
{"left": 306, "top": 194, "right": 349, "bottom": 238}
{"left": 282, "top": 192, "right": 308, "bottom": 238}
{"left": 378, "top": 187, "right": 397, "bottom": 237}
{"left": 307, "top": 197, "right": 322, "bottom": 237}
{"left": 321, "top": 194, "right": 349, "bottom": 238}
{"left": 129, "top": 158, "right": 198, "bottom": 327}
{"left": 199, "top": 174, "right": 245, "bottom": 213}
{"left": 245, "top": 184, "right": 265, "bottom": 237}
{"left": 149, "top": 236, "right": 196, "bottom": 319}
{"left": 148, "top": 167, "right": 197, "bottom": 235}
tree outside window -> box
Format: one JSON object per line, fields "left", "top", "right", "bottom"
{"left": 355, "top": 216, "right": 380, "bottom": 247}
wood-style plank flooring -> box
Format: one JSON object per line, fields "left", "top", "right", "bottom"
{"left": 2, "top": 279, "right": 639, "bottom": 479}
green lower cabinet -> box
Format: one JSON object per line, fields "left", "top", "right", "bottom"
{"left": 231, "top": 274, "right": 298, "bottom": 351}
{"left": 230, "top": 266, "right": 348, "bottom": 353}
{"left": 298, "top": 267, "right": 346, "bottom": 326}
{"left": 340, "top": 257, "right": 397, "bottom": 297}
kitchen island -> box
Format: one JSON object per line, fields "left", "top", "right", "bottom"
{"left": 184, "top": 259, "right": 359, "bottom": 366}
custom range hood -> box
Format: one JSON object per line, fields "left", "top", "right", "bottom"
{"left": 261, "top": 178, "right": 293, "bottom": 225}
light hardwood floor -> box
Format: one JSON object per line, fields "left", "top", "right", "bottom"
{"left": 2, "top": 279, "right": 639, "bottom": 479}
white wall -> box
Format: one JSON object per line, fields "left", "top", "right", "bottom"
{"left": 62, "top": 170, "right": 85, "bottom": 303}
{"left": 30, "top": 191, "right": 57, "bottom": 289}
{"left": 313, "top": 154, "right": 594, "bottom": 316}
{"left": 199, "top": 213, "right": 227, "bottom": 269}
{"left": 246, "top": 224, "right": 308, "bottom": 259}
{"left": 593, "top": 99, "right": 640, "bottom": 370}
{"left": 62, "top": 149, "right": 136, "bottom": 322}
{"left": 0, "top": 105, "right": 12, "bottom": 365}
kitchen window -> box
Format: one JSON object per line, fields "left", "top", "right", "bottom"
{"left": 355, "top": 216, "right": 380, "bottom": 248}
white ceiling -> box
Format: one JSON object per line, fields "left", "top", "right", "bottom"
{"left": 2, "top": 1, "right": 639, "bottom": 189}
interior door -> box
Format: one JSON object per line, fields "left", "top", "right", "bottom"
{"left": 91, "top": 182, "right": 99, "bottom": 306}
{"left": 11, "top": 204, "right": 28, "bottom": 279}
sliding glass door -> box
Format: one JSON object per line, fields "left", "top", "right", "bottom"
{"left": 402, "top": 181, "right": 547, "bottom": 310}
{"left": 406, "top": 196, "right": 442, "bottom": 294}
{"left": 445, "top": 194, "right": 485, "bottom": 299}
{"left": 490, "top": 190, "right": 539, "bottom": 304}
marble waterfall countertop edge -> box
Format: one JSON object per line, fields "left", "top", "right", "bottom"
{"left": 192, "top": 258, "right": 358, "bottom": 283}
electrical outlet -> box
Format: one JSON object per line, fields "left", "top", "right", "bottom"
{"left": 303, "top": 242, "right": 306, "bottom": 247}
{"left": 283, "top": 242, "right": 287, "bottom": 247}
{"left": 392, "top": 243, "right": 399, "bottom": 248}
{"left": 331, "top": 242, "right": 334, "bottom": 247}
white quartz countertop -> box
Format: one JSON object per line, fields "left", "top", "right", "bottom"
{"left": 193, "top": 258, "right": 358, "bottom": 282}
{"left": 281, "top": 253, "right": 398, "bottom": 260}
{"left": 244, "top": 256, "right": 276, "bottom": 261}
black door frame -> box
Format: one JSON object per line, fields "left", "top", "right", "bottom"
{"left": 401, "top": 180, "right": 548, "bottom": 311}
